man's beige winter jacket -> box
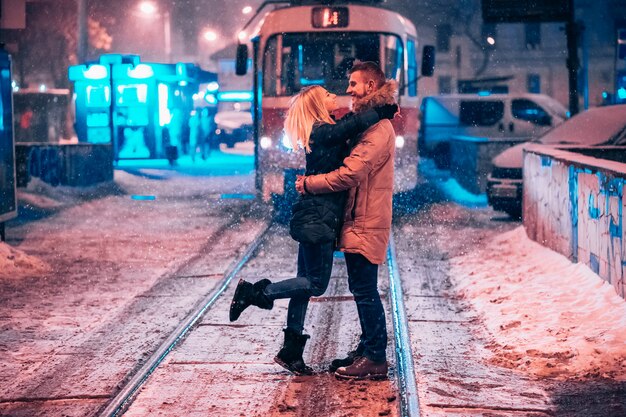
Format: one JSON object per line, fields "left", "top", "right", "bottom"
{"left": 304, "top": 80, "right": 397, "bottom": 264}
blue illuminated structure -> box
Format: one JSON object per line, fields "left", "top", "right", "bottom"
{"left": 69, "top": 54, "right": 217, "bottom": 161}
{"left": 0, "top": 47, "right": 17, "bottom": 238}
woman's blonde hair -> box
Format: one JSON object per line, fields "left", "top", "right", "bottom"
{"left": 283, "top": 85, "right": 335, "bottom": 153}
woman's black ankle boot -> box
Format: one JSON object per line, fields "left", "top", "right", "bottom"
{"left": 229, "top": 279, "right": 273, "bottom": 322}
{"left": 274, "top": 328, "right": 313, "bottom": 375}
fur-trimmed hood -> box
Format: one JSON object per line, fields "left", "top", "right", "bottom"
{"left": 352, "top": 80, "right": 398, "bottom": 114}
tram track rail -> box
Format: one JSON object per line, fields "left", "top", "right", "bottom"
{"left": 387, "top": 232, "right": 421, "bottom": 417}
{"left": 97, "top": 220, "right": 420, "bottom": 417}
{"left": 97, "top": 215, "right": 272, "bottom": 417}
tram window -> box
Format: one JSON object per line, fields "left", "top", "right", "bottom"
{"left": 263, "top": 32, "right": 403, "bottom": 97}
{"left": 407, "top": 38, "right": 417, "bottom": 97}
{"left": 383, "top": 35, "right": 404, "bottom": 95}
{"left": 263, "top": 36, "right": 279, "bottom": 96}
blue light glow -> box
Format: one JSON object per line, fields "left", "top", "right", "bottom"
{"left": 206, "top": 81, "right": 219, "bottom": 92}
{"left": 217, "top": 91, "right": 253, "bottom": 101}
{"left": 440, "top": 178, "right": 488, "bottom": 207}
{"left": 204, "top": 93, "right": 217, "bottom": 104}
{"left": 618, "top": 88, "right": 626, "bottom": 100}
{"left": 158, "top": 83, "right": 171, "bottom": 126}
{"left": 477, "top": 90, "right": 491, "bottom": 96}
{"left": 300, "top": 78, "right": 324, "bottom": 85}
{"left": 131, "top": 195, "right": 156, "bottom": 200}
{"left": 220, "top": 194, "right": 255, "bottom": 200}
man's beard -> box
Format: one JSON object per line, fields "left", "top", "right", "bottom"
{"left": 350, "top": 94, "right": 364, "bottom": 110}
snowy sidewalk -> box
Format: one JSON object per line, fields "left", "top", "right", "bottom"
{"left": 394, "top": 201, "right": 626, "bottom": 416}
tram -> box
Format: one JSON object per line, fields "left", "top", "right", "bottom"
{"left": 236, "top": 0, "right": 434, "bottom": 201}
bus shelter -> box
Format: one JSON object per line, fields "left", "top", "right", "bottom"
{"left": 69, "top": 54, "right": 217, "bottom": 161}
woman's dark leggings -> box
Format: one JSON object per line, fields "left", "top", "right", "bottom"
{"left": 262, "top": 241, "right": 335, "bottom": 334}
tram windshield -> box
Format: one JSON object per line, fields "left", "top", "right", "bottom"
{"left": 263, "top": 32, "right": 404, "bottom": 97}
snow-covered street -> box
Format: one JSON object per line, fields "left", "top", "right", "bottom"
{"left": 0, "top": 154, "right": 625, "bottom": 416}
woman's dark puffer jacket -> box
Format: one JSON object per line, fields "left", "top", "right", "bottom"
{"left": 289, "top": 108, "right": 380, "bottom": 244}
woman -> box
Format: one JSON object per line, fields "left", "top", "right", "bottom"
{"left": 229, "top": 85, "right": 397, "bottom": 375}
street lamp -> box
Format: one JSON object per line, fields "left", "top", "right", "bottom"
{"left": 203, "top": 30, "right": 218, "bottom": 42}
{"left": 138, "top": 1, "right": 171, "bottom": 63}
{"left": 139, "top": 1, "right": 156, "bottom": 14}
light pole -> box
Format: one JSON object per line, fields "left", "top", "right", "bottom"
{"left": 77, "top": 0, "right": 88, "bottom": 63}
{"left": 138, "top": 1, "right": 171, "bottom": 63}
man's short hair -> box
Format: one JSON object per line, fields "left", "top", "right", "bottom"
{"left": 349, "top": 61, "right": 386, "bottom": 88}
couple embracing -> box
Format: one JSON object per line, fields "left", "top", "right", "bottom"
{"left": 230, "top": 61, "right": 398, "bottom": 381}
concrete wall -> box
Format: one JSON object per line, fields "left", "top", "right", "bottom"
{"left": 523, "top": 144, "right": 626, "bottom": 299}
{"left": 15, "top": 143, "right": 113, "bottom": 188}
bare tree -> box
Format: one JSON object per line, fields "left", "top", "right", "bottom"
{"left": 15, "top": 0, "right": 112, "bottom": 88}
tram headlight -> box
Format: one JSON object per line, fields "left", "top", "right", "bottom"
{"left": 395, "top": 135, "right": 405, "bottom": 149}
{"left": 280, "top": 133, "right": 294, "bottom": 151}
{"left": 260, "top": 136, "right": 272, "bottom": 149}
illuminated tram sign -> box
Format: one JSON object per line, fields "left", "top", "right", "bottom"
{"left": 311, "top": 7, "right": 349, "bottom": 28}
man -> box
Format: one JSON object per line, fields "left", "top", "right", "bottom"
{"left": 295, "top": 61, "right": 397, "bottom": 380}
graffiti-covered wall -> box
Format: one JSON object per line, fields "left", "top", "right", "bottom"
{"left": 523, "top": 145, "right": 626, "bottom": 299}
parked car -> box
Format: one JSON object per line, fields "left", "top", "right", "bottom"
{"left": 214, "top": 102, "right": 252, "bottom": 148}
{"left": 418, "top": 93, "right": 568, "bottom": 168}
{"left": 487, "top": 104, "right": 626, "bottom": 218}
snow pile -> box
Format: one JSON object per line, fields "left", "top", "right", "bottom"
{"left": 0, "top": 242, "right": 51, "bottom": 278}
{"left": 451, "top": 226, "right": 626, "bottom": 380}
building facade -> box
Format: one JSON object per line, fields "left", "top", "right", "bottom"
{"left": 390, "top": 0, "right": 626, "bottom": 109}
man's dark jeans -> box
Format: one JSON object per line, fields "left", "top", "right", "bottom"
{"left": 263, "top": 241, "right": 334, "bottom": 334}
{"left": 345, "top": 252, "right": 387, "bottom": 363}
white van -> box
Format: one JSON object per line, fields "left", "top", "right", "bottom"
{"left": 418, "top": 93, "right": 568, "bottom": 168}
